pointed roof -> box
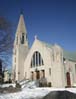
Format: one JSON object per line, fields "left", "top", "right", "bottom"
{"left": 34, "top": 38, "right": 53, "bottom": 49}
{"left": 16, "top": 14, "right": 27, "bottom": 35}
{"left": 34, "top": 39, "right": 76, "bottom": 62}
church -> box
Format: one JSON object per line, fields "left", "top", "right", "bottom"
{"left": 12, "top": 13, "right": 76, "bottom": 88}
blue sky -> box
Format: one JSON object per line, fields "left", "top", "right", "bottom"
{"left": 0, "top": 0, "right": 76, "bottom": 51}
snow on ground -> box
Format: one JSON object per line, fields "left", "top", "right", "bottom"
{"left": 0, "top": 88, "right": 50, "bottom": 99}
{"left": 0, "top": 83, "right": 15, "bottom": 88}
{"left": 66, "top": 88, "right": 76, "bottom": 93}
{"left": 0, "top": 87, "right": 76, "bottom": 99}
{"left": 22, "top": 80, "right": 38, "bottom": 88}
{"left": 0, "top": 80, "right": 76, "bottom": 99}
{"left": 19, "top": 79, "right": 29, "bottom": 85}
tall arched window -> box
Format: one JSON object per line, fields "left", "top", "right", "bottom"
{"left": 31, "top": 51, "right": 44, "bottom": 67}
{"left": 16, "top": 36, "right": 18, "bottom": 44}
{"left": 21, "top": 33, "right": 24, "bottom": 44}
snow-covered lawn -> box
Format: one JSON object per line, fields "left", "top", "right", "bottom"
{"left": 0, "top": 83, "right": 16, "bottom": 88}
{"left": 0, "top": 87, "right": 76, "bottom": 99}
{"left": 0, "top": 80, "right": 76, "bottom": 99}
{"left": 0, "top": 88, "right": 50, "bottom": 99}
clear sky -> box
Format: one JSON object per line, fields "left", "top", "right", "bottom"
{"left": 0, "top": 0, "right": 76, "bottom": 51}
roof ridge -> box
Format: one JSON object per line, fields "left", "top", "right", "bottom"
{"left": 37, "top": 39, "right": 53, "bottom": 48}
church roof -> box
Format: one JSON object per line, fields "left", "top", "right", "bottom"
{"left": 36, "top": 39, "right": 76, "bottom": 62}
{"left": 39, "top": 40, "right": 53, "bottom": 48}
{"left": 16, "top": 14, "right": 27, "bottom": 34}
{"left": 42, "top": 41, "right": 76, "bottom": 62}
{"left": 63, "top": 50, "right": 76, "bottom": 62}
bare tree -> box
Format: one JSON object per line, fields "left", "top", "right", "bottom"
{"left": 0, "top": 16, "right": 13, "bottom": 69}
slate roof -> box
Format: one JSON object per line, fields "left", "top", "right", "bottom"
{"left": 63, "top": 50, "right": 76, "bottom": 61}
{"left": 39, "top": 40, "right": 53, "bottom": 48}
{"left": 38, "top": 39, "right": 76, "bottom": 62}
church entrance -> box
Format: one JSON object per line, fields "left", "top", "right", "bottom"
{"left": 36, "top": 71, "right": 40, "bottom": 80}
{"left": 31, "top": 72, "right": 34, "bottom": 80}
{"left": 41, "top": 70, "right": 45, "bottom": 78}
{"left": 66, "top": 72, "right": 71, "bottom": 87}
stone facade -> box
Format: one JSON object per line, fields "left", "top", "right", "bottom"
{"left": 12, "top": 14, "right": 76, "bottom": 87}
{"left": 12, "top": 14, "right": 29, "bottom": 81}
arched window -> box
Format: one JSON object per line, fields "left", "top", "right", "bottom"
{"left": 31, "top": 51, "right": 44, "bottom": 67}
{"left": 16, "top": 36, "right": 18, "bottom": 44}
{"left": 26, "top": 34, "right": 27, "bottom": 40}
{"left": 21, "top": 33, "right": 24, "bottom": 44}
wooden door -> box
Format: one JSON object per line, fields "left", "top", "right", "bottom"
{"left": 31, "top": 72, "right": 34, "bottom": 80}
{"left": 36, "top": 71, "right": 40, "bottom": 80}
{"left": 66, "top": 72, "right": 71, "bottom": 87}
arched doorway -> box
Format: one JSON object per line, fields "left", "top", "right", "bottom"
{"left": 31, "top": 72, "right": 34, "bottom": 80}
{"left": 66, "top": 72, "right": 71, "bottom": 87}
{"left": 36, "top": 71, "right": 40, "bottom": 80}
{"left": 41, "top": 70, "right": 45, "bottom": 78}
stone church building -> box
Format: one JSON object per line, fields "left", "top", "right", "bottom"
{"left": 12, "top": 14, "right": 76, "bottom": 87}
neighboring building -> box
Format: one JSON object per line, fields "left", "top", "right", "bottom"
{"left": 12, "top": 13, "right": 76, "bottom": 87}
{"left": 0, "top": 59, "right": 2, "bottom": 74}
{"left": 3, "top": 69, "right": 11, "bottom": 83}
{"left": 0, "top": 59, "right": 2, "bottom": 82}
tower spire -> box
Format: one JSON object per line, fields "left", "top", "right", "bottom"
{"left": 12, "top": 13, "right": 29, "bottom": 81}
{"left": 15, "top": 13, "right": 28, "bottom": 46}
{"left": 16, "top": 13, "right": 27, "bottom": 35}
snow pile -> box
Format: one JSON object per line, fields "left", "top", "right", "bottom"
{"left": 0, "top": 81, "right": 76, "bottom": 99}
{"left": 19, "top": 80, "right": 38, "bottom": 88}
{"left": 66, "top": 88, "right": 76, "bottom": 94}
{"left": 19, "top": 79, "right": 29, "bottom": 85}
{"left": 0, "top": 88, "right": 50, "bottom": 99}
{"left": 0, "top": 83, "right": 15, "bottom": 88}
{"left": 40, "top": 87, "right": 76, "bottom": 94}
{"left": 19, "top": 79, "right": 30, "bottom": 88}
{"left": 1, "top": 87, "right": 76, "bottom": 99}
{"left": 22, "top": 81, "right": 38, "bottom": 88}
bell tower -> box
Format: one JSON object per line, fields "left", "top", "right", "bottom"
{"left": 12, "top": 13, "right": 29, "bottom": 81}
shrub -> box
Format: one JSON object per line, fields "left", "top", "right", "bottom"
{"left": 65, "top": 85, "right": 71, "bottom": 88}
{"left": 39, "top": 78, "right": 47, "bottom": 87}
{"left": 16, "top": 82, "right": 21, "bottom": 88}
{"left": 9, "top": 79, "right": 12, "bottom": 83}
{"left": 0, "top": 85, "right": 21, "bottom": 93}
{"left": 39, "top": 82, "right": 43, "bottom": 87}
{"left": 8, "top": 85, "right": 13, "bottom": 89}
{"left": 48, "top": 82, "right": 52, "bottom": 87}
